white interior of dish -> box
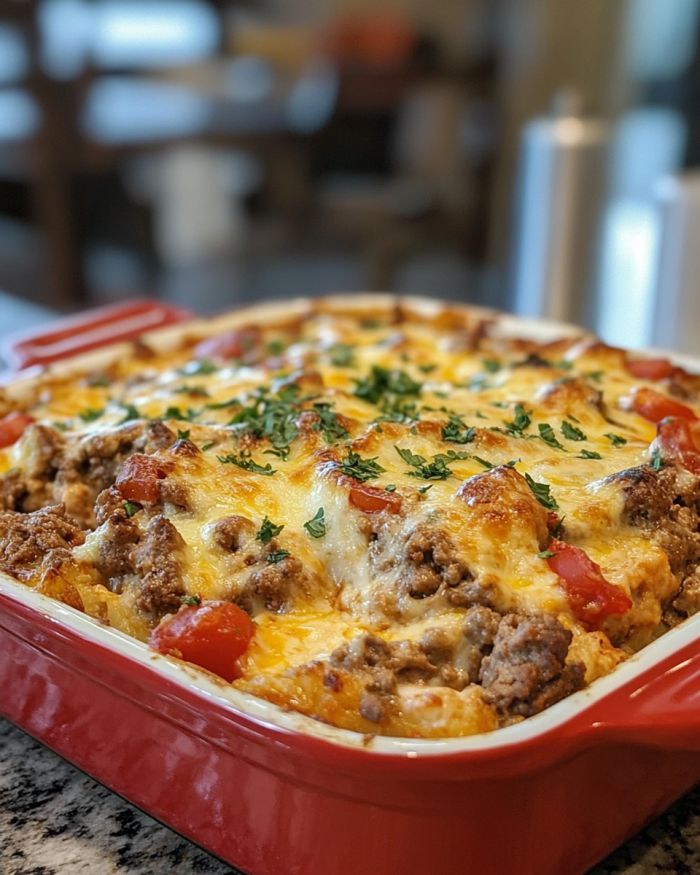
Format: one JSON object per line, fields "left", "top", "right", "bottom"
{"left": 1, "top": 294, "right": 698, "bottom": 756}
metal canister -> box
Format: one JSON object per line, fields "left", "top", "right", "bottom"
{"left": 650, "top": 173, "right": 700, "bottom": 355}
{"left": 510, "top": 94, "right": 610, "bottom": 329}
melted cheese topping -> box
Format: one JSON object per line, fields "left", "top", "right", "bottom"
{"left": 1, "top": 301, "right": 696, "bottom": 737}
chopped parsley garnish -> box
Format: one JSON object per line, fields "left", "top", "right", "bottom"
{"left": 504, "top": 403, "right": 532, "bottom": 436}
{"left": 181, "top": 595, "right": 202, "bottom": 606}
{"left": 267, "top": 549, "right": 290, "bottom": 564}
{"left": 164, "top": 405, "right": 200, "bottom": 422}
{"left": 537, "top": 549, "right": 555, "bottom": 559}
{"left": 256, "top": 516, "right": 284, "bottom": 543}
{"left": 312, "top": 403, "right": 348, "bottom": 443}
{"left": 119, "top": 403, "right": 141, "bottom": 423}
{"left": 418, "top": 363, "right": 437, "bottom": 373}
{"left": 395, "top": 446, "right": 471, "bottom": 480}
{"left": 86, "top": 374, "right": 110, "bottom": 388}
{"left": 123, "top": 501, "right": 140, "bottom": 518}
{"left": 578, "top": 449, "right": 602, "bottom": 460}
{"left": 538, "top": 423, "right": 565, "bottom": 449}
{"left": 442, "top": 415, "right": 476, "bottom": 445}
{"left": 176, "top": 429, "right": 191, "bottom": 441}
{"left": 228, "top": 385, "right": 301, "bottom": 457}
{"left": 339, "top": 450, "right": 385, "bottom": 482}
{"left": 217, "top": 452, "right": 276, "bottom": 476}
{"left": 585, "top": 370, "right": 604, "bottom": 382}
{"left": 78, "top": 407, "right": 104, "bottom": 423}
{"left": 354, "top": 366, "right": 422, "bottom": 406}
{"left": 417, "top": 484, "right": 433, "bottom": 494}
{"left": 329, "top": 343, "right": 355, "bottom": 367}
{"left": 266, "top": 339, "right": 286, "bottom": 356}
{"left": 200, "top": 441, "right": 214, "bottom": 452}
{"left": 384, "top": 484, "right": 396, "bottom": 492}
{"left": 482, "top": 359, "right": 502, "bottom": 373}
{"left": 173, "top": 384, "right": 210, "bottom": 398}
{"left": 651, "top": 451, "right": 664, "bottom": 472}
{"left": 524, "top": 472, "right": 559, "bottom": 510}
{"left": 561, "top": 421, "right": 587, "bottom": 441}
{"left": 606, "top": 433, "right": 627, "bottom": 447}
{"left": 304, "top": 507, "right": 326, "bottom": 539}
{"left": 179, "top": 359, "right": 217, "bottom": 376}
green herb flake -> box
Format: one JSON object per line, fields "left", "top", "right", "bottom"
{"left": 538, "top": 423, "right": 565, "bottom": 449}
{"left": 312, "top": 403, "right": 349, "bottom": 444}
{"left": 256, "top": 516, "right": 284, "bottom": 544}
{"left": 177, "top": 429, "right": 191, "bottom": 441}
{"left": 119, "top": 403, "right": 141, "bottom": 424}
{"left": 418, "top": 363, "right": 437, "bottom": 374}
{"left": 200, "top": 441, "right": 214, "bottom": 452}
{"left": 561, "top": 421, "right": 587, "bottom": 441}
{"left": 482, "top": 359, "right": 502, "bottom": 373}
{"left": 267, "top": 549, "right": 290, "bottom": 564}
{"left": 181, "top": 595, "right": 202, "bottom": 606}
{"left": 339, "top": 450, "right": 386, "bottom": 483}
{"left": 537, "top": 549, "right": 555, "bottom": 559}
{"left": 354, "top": 366, "right": 422, "bottom": 406}
{"left": 395, "top": 446, "right": 470, "bottom": 481}
{"left": 86, "top": 374, "right": 110, "bottom": 388}
{"left": 217, "top": 453, "right": 276, "bottom": 476}
{"left": 504, "top": 403, "right": 532, "bottom": 436}
{"left": 417, "top": 484, "right": 433, "bottom": 494}
{"left": 384, "top": 484, "right": 396, "bottom": 492}
{"left": 304, "top": 507, "right": 326, "bottom": 539}
{"left": 179, "top": 359, "right": 217, "bottom": 377}
{"left": 651, "top": 451, "right": 664, "bottom": 472}
{"left": 78, "top": 408, "right": 104, "bottom": 423}
{"left": 329, "top": 344, "right": 355, "bottom": 367}
{"left": 173, "top": 384, "right": 210, "bottom": 398}
{"left": 605, "top": 433, "right": 627, "bottom": 447}
{"left": 585, "top": 370, "right": 604, "bottom": 383}
{"left": 123, "top": 501, "right": 140, "bottom": 518}
{"left": 578, "top": 449, "right": 602, "bottom": 460}
{"left": 442, "top": 415, "right": 476, "bottom": 445}
{"left": 266, "top": 339, "right": 286, "bottom": 356}
{"left": 524, "top": 472, "right": 559, "bottom": 510}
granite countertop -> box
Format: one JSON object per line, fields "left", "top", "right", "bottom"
{"left": 0, "top": 718, "right": 697, "bottom": 875}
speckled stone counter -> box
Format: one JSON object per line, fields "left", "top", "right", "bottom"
{"left": 1, "top": 718, "right": 698, "bottom": 875}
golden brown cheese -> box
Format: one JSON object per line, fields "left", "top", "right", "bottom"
{"left": 1, "top": 299, "right": 698, "bottom": 738}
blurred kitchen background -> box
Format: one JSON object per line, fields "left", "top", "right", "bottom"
{"left": 1, "top": 0, "right": 699, "bottom": 351}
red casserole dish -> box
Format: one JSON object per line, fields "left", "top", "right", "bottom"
{"left": 1, "top": 298, "right": 699, "bottom": 875}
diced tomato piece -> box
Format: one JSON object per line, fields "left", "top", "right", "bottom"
{"left": 347, "top": 482, "right": 402, "bottom": 513}
{"left": 195, "top": 326, "right": 261, "bottom": 362}
{"left": 626, "top": 357, "right": 678, "bottom": 381}
{"left": 149, "top": 600, "right": 254, "bottom": 681}
{"left": 0, "top": 411, "right": 34, "bottom": 448}
{"left": 115, "top": 454, "right": 166, "bottom": 503}
{"left": 629, "top": 387, "right": 696, "bottom": 423}
{"left": 545, "top": 539, "right": 632, "bottom": 628}
{"left": 653, "top": 416, "right": 700, "bottom": 475}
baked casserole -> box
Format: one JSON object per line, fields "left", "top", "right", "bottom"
{"left": 1, "top": 298, "right": 698, "bottom": 738}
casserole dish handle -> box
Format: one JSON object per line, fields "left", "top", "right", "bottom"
{"left": 573, "top": 639, "right": 700, "bottom": 751}
{"left": 2, "top": 299, "right": 193, "bottom": 370}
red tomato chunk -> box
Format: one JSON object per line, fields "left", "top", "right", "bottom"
{"left": 654, "top": 416, "right": 700, "bottom": 475}
{"left": 625, "top": 357, "right": 677, "bottom": 381}
{"left": 0, "top": 412, "right": 34, "bottom": 448}
{"left": 630, "top": 387, "right": 696, "bottom": 424}
{"left": 348, "top": 482, "right": 402, "bottom": 514}
{"left": 149, "top": 600, "right": 255, "bottom": 681}
{"left": 546, "top": 539, "right": 632, "bottom": 628}
{"left": 115, "top": 454, "right": 166, "bottom": 503}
